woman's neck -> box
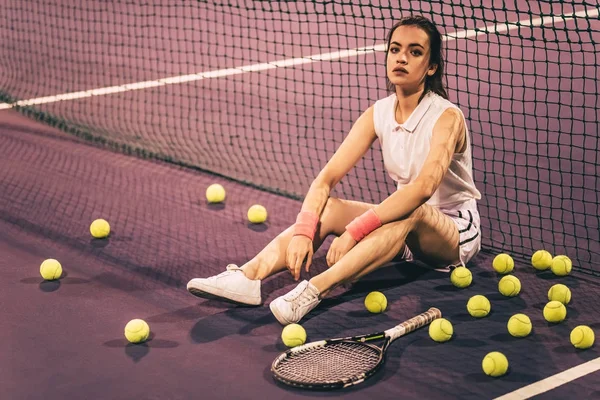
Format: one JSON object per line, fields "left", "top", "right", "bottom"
{"left": 394, "top": 87, "right": 426, "bottom": 124}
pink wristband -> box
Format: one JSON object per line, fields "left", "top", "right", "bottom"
{"left": 293, "top": 211, "right": 319, "bottom": 240}
{"left": 345, "top": 209, "right": 382, "bottom": 242}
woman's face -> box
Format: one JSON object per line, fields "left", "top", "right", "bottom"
{"left": 386, "top": 25, "right": 436, "bottom": 93}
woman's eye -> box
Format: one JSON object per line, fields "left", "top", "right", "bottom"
{"left": 411, "top": 50, "right": 422, "bottom": 56}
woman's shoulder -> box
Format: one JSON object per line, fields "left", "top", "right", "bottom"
{"left": 430, "top": 92, "right": 461, "bottom": 112}
{"left": 374, "top": 93, "right": 397, "bottom": 109}
{"left": 372, "top": 93, "right": 396, "bottom": 121}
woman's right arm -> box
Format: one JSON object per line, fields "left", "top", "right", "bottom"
{"left": 286, "top": 105, "right": 378, "bottom": 280}
{"left": 300, "top": 105, "right": 378, "bottom": 215}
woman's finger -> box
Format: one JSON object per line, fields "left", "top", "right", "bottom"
{"left": 293, "top": 253, "right": 304, "bottom": 281}
{"left": 305, "top": 249, "right": 313, "bottom": 272}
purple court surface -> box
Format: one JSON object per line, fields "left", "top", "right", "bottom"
{"left": 2, "top": 110, "right": 600, "bottom": 399}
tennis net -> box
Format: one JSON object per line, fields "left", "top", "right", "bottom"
{"left": 0, "top": 0, "right": 598, "bottom": 273}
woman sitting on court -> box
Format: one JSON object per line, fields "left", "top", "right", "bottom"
{"left": 187, "top": 15, "right": 482, "bottom": 325}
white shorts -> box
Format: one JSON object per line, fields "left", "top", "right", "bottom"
{"left": 400, "top": 201, "right": 482, "bottom": 271}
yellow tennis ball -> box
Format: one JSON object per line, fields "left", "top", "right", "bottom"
{"left": 428, "top": 318, "right": 453, "bottom": 342}
{"left": 124, "top": 319, "right": 150, "bottom": 344}
{"left": 492, "top": 253, "right": 514, "bottom": 274}
{"left": 206, "top": 183, "right": 226, "bottom": 203}
{"left": 450, "top": 266, "right": 472, "bottom": 288}
{"left": 543, "top": 300, "right": 567, "bottom": 323}
{"left": 40, "top": 259, "right": 63, "bottom": 281}
{"left": 482, "top": 352, "right": 509, "bottom": 377}
{"left": 467, "top": 295, "right": 491, "bottom": 318}
{"left": 570, "top": 325, "right": 595, "bottom": 349}
{"left": 550, "top": 255, "right": 572, "bottom": 276}
{"left": 547, "top": 283, "right": 571, "bottom": 305}
{"left": 364, "top": 291, "right": 387, "bottom": 313}
{"left": 281, "top": 323, "right": 307, "bottom": 348}
{"left": 247, "top": 204, "right": 267, "bottom": 223}
{"left": 90, "top": 218, "right": 110, "bottom": 239}
{"left": 507, "top": 314, "right": 532, "bottom": 337}
{"left": 498, "top": 275, "right": 521, "bottom": 297}
{"left": 531, "top": 250, "right": 552, "bottom": 270}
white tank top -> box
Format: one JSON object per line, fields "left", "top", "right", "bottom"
{"left": 373, "top": 91, "right": 481, "bottom": 210}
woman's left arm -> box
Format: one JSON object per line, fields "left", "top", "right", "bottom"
{"left": 373, "top": 107, "right": 465, "bottom": 223}
{"left": 327, "top": 108, "right": 466, "bottom": 265}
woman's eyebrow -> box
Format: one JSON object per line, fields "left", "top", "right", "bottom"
{"left": 390, "top": 41, "right": 425, "bottom": 49}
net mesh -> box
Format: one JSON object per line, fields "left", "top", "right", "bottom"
{"left": 273, "top": 341, "right": 381, "bottom": 387}
{"left": 0, "top": 1, "right": 598, "bottom": 273}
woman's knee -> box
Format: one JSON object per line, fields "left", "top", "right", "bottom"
{"left": 321, "top": 197, "right": 373, "bottom": 228}
{"left": 318, "top": 197, "right": 345, "bottom": 236}
{"left": 321, "top": 197, "right": 342, "bottom": 218}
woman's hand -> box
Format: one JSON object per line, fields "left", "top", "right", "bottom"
{"left": 326, "top": 231, "right": 357, "bottom": 267}
{"left": 286, "top": 235, "right": 314, "bottom": 281}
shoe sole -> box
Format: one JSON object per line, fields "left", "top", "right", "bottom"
{"left": 187, "top": 286, "right": 261, "bottom": 306}
{"left": 269, "top": 301, "right": 294, "bottom": 325}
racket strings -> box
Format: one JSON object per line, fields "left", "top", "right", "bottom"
{"left": 274, "top": 341, "right": 381, "bottom": 384}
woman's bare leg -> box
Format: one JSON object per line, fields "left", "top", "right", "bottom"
{"left": 310, "top": 203, "right": 460, "bottom": 296}
{"left": 241, "top": 198, "right": 375, "bottom": 280}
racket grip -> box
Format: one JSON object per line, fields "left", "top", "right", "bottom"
{"left": 386, "top": 307, "right": 442, "bottom": 342}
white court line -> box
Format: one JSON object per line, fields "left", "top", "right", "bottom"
{"left": 0, "top": 6, "right": 597, "bottom": 110}
{"left": 494, "top": 357, "right": 600, "bottom": 400}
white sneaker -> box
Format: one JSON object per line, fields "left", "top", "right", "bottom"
{"left": 186, "top": 264, "right": 261, "bottom": 305}
{"left": 269, "top": 280, "right": 321, "bottom": 325}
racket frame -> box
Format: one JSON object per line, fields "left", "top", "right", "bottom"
{"left": 271, "top": 307, "right": 440, "bottom": 390}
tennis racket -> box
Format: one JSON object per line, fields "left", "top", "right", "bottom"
{"left": 271, "top": 307, "right": 441, "bottom": 390}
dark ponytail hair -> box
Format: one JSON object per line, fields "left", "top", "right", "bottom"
{"left": 385, "top": 15, "right": 448, "bottom": 100}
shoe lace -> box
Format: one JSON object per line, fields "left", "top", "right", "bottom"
{"left": 284, "top": 282, "right": 316, "bottom": 306}
{"left": 214, "top": 264, "right": 240, "bottom": 277}
{"left": 226, "top": 264, "right": 240, "bottom": 271}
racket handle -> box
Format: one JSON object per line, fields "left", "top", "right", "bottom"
{"left": 385, "top": 307, "right": 442, "bottom": 342}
